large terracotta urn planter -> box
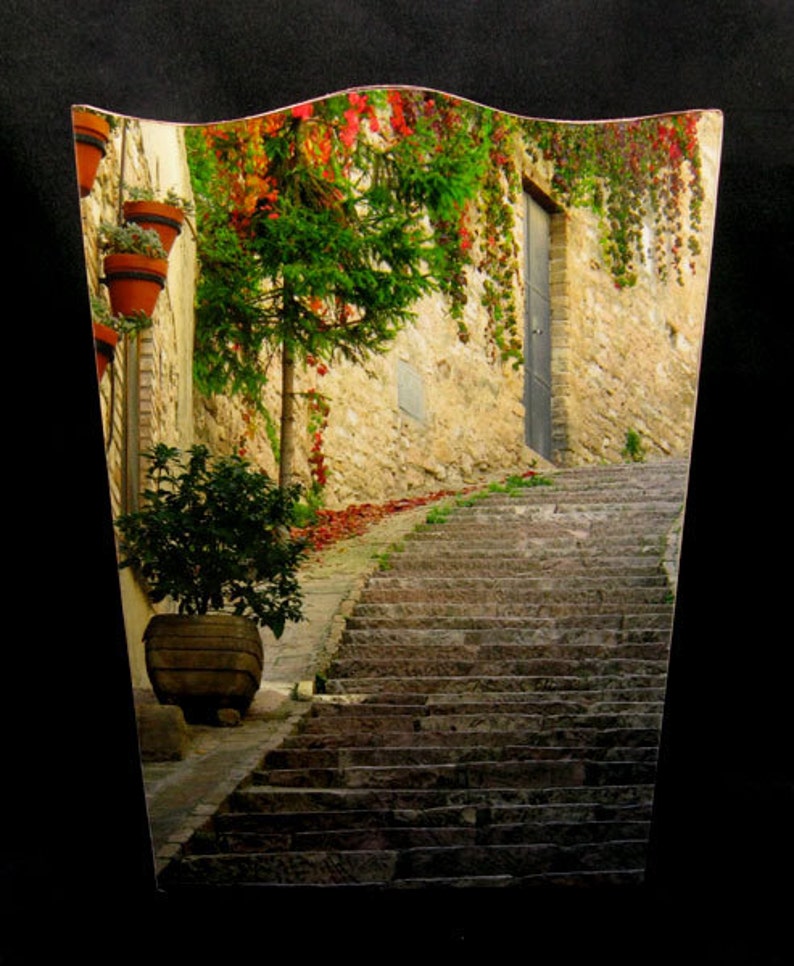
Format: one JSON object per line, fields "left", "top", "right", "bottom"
{"left": 73, "top": 110, "right": 110, "bottom": 198}
{"left": 102, "top": 253, "right": 168, "bottom": 318}
{"left": 123, "top": 200, "right": 185, "bottom": 255}
{"left": 93, "top": 321, "right": 119, "bottom": 382}
{"left": 144, "top": 613, "right": 264, "bottom": 724}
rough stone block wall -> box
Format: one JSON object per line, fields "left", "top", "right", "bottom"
{"left": 78, "top": 113, "right": 197, "bottom": 686}
{"left": 209, "top": 109, "right": 717, "bottom": 504}
{"left": 553, "top": 111, "right": 721, "bottom": 465}
{"left": 193, "top": 231, "right": 542, "bottom": 509}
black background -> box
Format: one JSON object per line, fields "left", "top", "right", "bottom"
{"left": 1, "top": 2, "right": 791, "bottom": 962}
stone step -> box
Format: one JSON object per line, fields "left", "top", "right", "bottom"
{"left": 327, "top": 657, "right": 667, "bottom": 679}
{"left": 334, "top": 638, "right": 672, "bottom": 662}
{"left": 429, "top": 498, "right": 680, "bottom": 512}
{"left": 436, "top": 513, "right": 680, "bottom": 531}
{"left": 261, "top": 743, "right": 659, "bottom": 772}
{"left": 252, "top": 758, "right": 593, "bottom": 790}
{"left": 365, "top": 573, "right": 669, "bottom": 590}
{"left": 477, "top": 491, "right": 682, "bottom": 506}
{"left": 338, "top": 626, "right": 672, "bottom": 649}
{"left": 299, "top": 708, "right": 664, "bottom": 736}
{"left": 207, "top": 816, "right": 651, "bottom": 856}
{"left": 324, "top": 674, "right": 668, "bottom": 695}
{"left": 303, "top": 693, "right": 662, "bottom": 713}
{"left": 284, "top": 726, "right": 664, "bottom": 751}
{"left": 344, "top": 613, "right": 675, "bottom": 631}
{"left": 383, "top": 555, "right": 668, "bottom": 575}
{"left": 251, "top": 754, "right": 659, "bottom": 790}
{"left": 393, "top": 838, "right": 651, "bottom": 882}
{"left": 403, "top": 527, "right": 673, "bottom": 546}
{"left": 208, "top": 796, "right": 652, "bottom": 842}
{"left": 359, "top": 582, "right": 670, "bottom": 605}
{"left": 348, "top": 603, "right": 674, "bottom": 622}
{"left": 163, "top": 838, "right": 650, "bottom": 887}
{"left": 228, "top": 782, "right": 657, "bottom": 814}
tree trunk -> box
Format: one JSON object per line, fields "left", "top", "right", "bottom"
{"left": 279, "top": 343, "right": 296, "bottom": 489}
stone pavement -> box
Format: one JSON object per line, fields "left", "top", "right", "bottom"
{"left": 138, "top": 500, "right": 435, "bottom": 876}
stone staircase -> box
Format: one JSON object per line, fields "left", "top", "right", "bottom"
{"left": 159, "top": 458, "right": 687, "bottom": 893}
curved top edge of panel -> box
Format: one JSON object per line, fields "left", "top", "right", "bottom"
{"left": 72, "top": 83, "right": 724, "bottom": 128}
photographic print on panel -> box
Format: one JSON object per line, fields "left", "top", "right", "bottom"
{"left": 74, "top": 88, "right": 722, "bottom": 890}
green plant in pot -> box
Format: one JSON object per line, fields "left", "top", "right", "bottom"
{"left": 116, "top": 443, "right": 308, "bottom": 724}
{"left": 100, "top": 222, "right": 169, "bottom": 319}
{"left": 73, "top": 108, "right": 114, "bottom": 198}
{"left": 90, "top": 294, "right": 153, "bottom": 382}
{"left": 122, "top": 184, "right": 194, "bottom": 255}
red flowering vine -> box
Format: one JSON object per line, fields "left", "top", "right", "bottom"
{"left": 188, "top": 90, "right": 706, "bottom": 492}
{"left": 304, "top": 356, "right": 331, "bottom": 494}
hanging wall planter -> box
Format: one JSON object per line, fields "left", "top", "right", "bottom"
{"left": 93, "top": 321, "right": 119, "bottom": 382}
{"left": 123, "top": 199, "right": 185, "bottom": 255}
{"left": 90, "top": 295, "right": 153, "bottom": 383}
{"left": 73, "top": 109, "right": 110, "bottom": 198}
{"left": 99, "top": 223, "right": 169, "bottom": 319}
{"left": 103, "top": 252, "right": 169, "bottom": 317}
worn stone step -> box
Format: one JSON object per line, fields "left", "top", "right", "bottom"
{"left": 344, "top": 613, "right": 675, "bottom": 631}
{"left": 351, "top": 598, "right": 673, "bottom": 617}
{"left": 334, "top": 639, "right": 671, "bottom": 663}
{"left": 306, "top": 692, "right": 665, "bottom": 711}
{"left": 327, "top": 657, "right": 668, "bottom": 680}
{"left": 207, "top": 817, "right": 651, "bottom": 856}
{"left": 404, "top": 524, "right": 670, "bottom": 541}
{"left": 324, "top": 673, "right": 668, "bottom": 695}
{"left": 395, "top": 543, "right": 666, "bottom": 560}
{"left": 163, "top": 837, "right": 651, "bottom": 887}
{"left": 382, "top": 868, "right": 647, "bottom": 890}
{"left": 393, "top": 838, "right": 650, "bottom": 882}
{"left": 383, "top": 556, "right": 668, "bottom": 577}
{"left": 261, "top": 744, "right": 658, "bottom": 773}
{"left": 285, "top": 726, "right": 664, "bottom": 752}
{"left": 219, "top": 824, "right": 479, "bottom": 854}
{"left": 229, "top": 782, "right": 656, "bottom": 815}
{"left": 338, "top": 626, "right": 673, "bottom": 649}
{"left": 359, "top": 583, "right": 670, "bottom": 606}
{"left": 251, "top": 756, "right": 657, "bottom": 791}
{"left": 403, "top": 529, "right": 672, "bottom": 549}
{"left": 253, "top": 758, "right": 588, "bottom": 790}
{"left": 365, "top": 572, "right": 669, "bottom": 589}
{"left": 441, "top": 504, "right": 682, "bottom": 522}
{"left": 210, "top": 796, "right": 652, "bottom": 840}
{"left": 299, "top": 710, "right": 664, "bottom": 738}
{"left": 477, "top": 490, "right": 682, "bottom": 506}
{"left": 160, "top": 848, "right": 399, "bottom": 886}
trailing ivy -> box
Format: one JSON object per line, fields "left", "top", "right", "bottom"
{"left": 519, "top": 112, "right": 703, "bottom": 288}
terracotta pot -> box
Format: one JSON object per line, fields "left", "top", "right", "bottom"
{"left": 93, "top": 321, "right": 119, "bottom": 382}
{"left": 102, "top": 253, "right": 168, "bottom": 318}
{"left": 73, "top": 110, "right": 110, "bottom": 198}
{"left": 123, "top": 200, "right": 185, "bottom": 255}
{"left": 144, "top": 613, "right": 264, "bottom": 724}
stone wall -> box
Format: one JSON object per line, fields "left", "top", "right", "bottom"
{"left": 550, "top": 111, "right": 722, "bottom": 465}
{"left": 78, "top": 113, "right": 197, "bottom": 687}
{"left": 195, "top": 110, "right": 721, "bottom": 506}
{"left": 195, "top": 257, "right": 542, "bottom": 509}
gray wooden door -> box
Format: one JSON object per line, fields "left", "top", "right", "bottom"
{"left": 524, "top": 193, "right": 552, "bottom": 459}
